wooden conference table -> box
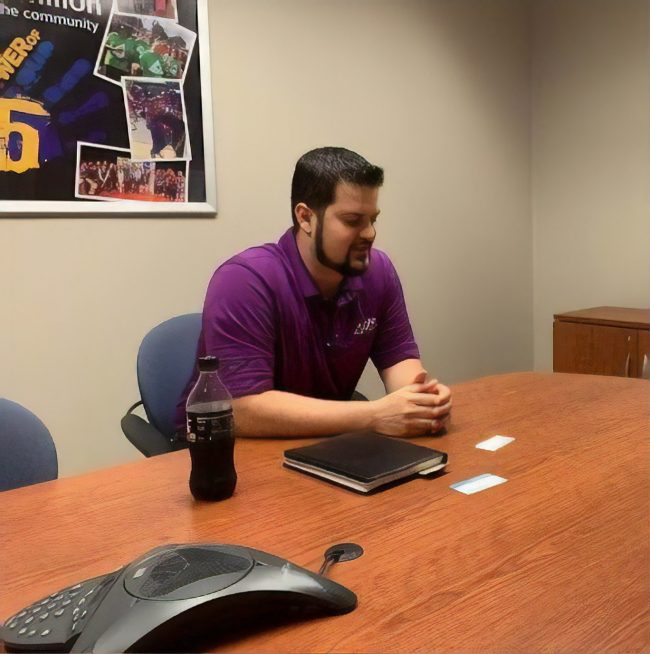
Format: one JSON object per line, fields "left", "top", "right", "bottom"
{"left": 1, "top": 372, "right": 649, "bottom": 653}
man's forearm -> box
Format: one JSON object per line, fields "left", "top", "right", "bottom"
{"left": 380, "top": 358, "right": 428, "bottom": 393}
{"left": 232, "top": 390, "right": 375, "bottom": 438}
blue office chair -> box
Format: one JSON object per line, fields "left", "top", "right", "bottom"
{"left": 0, "top": 399, "right": 58, "bottom": 491}
{"left": 122, "top": 313, "right": 202, "bottom": 457}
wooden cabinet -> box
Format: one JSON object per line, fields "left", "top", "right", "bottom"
{"left": 553, "top": 307, "right": 650, "bottom": 378}
{"left": 638, "top": 329, "right": 650, "bottom": 379}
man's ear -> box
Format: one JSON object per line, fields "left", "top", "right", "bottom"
{"left": 294, "top": 203, "right": 313, "bottom": 236}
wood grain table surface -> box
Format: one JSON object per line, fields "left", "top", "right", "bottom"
{"left": 1, "top": 372, "right": 649, "bottom": 653}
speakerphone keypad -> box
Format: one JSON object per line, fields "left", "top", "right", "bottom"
{"left": 1, "top": 573, "right": 117, "bottom": 650}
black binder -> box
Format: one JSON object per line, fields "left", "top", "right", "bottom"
{"left": 283, "top": 432, "right": 448, "bottom": 493}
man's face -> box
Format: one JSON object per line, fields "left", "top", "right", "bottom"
{"left": 313, "top": 182, "right": 380, "bottom": 276}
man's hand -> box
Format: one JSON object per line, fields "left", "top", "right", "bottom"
{"left": 369, "top": 376, "right": 452, "bottom": 438}
{"left": 412, "top": 371, "right": 452, "bottom": 432}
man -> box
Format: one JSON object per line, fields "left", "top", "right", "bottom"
{"left": 139, "top": 46, "right": 166, "bottom": 77}
{"left": 102, "top": 23, "right": 132, "bottom": 81}
{"left": 175, "top": 169, "right": 185, "bottom": 202}
{"left": 145, "top": 88, "right": 185, "bottom": 158}
{"left": 83, "top": 161, "right": 99, "bottom": 195}
{"left": 177, "top": 147, "right": 452, "bottom": 438}
{"left": 117, "top": 159, "right": 125, "bottom": 195}
{"left": 124, "top": 33, "right": 149, "bottom": 75}
{"left": 162, "top": 50, "right": 182, "bottom": 79}
{"left": 164, "top": 168, "right": 177, "bottom": 200}
{"left": 96, "top": 161, "right": 109, "bottom": 195}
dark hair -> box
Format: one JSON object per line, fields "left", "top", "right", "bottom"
{"left": 290, "top": 147, "right": 384, "bottom": 228}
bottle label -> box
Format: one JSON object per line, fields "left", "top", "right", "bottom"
{"left": 187, "top": 409, "right": 233, "bottom": 443}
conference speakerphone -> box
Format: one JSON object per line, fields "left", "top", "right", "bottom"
{"left": 0, "top": 543, "right": 358, "bottom": 653}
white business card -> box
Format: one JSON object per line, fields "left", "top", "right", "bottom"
{"left": 450, "top": 474, "right": 508, "bottom": 495}
{"left": 476, "top": 435, "right": 515, "bottom": 451}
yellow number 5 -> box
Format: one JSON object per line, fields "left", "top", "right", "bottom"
{"left": 0, "top": 98, "right": 50, "bottom": 174}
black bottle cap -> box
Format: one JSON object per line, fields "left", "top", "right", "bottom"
{"left": 198, "top": 356, "right": 219, "bottom": 372}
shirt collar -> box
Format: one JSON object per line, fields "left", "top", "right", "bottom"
{"left": 278, "top": 229, "right": 364, "bottom": 302}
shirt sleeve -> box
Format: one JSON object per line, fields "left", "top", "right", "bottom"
{"left": 200, "top": 262, "right": 276, "bottom": 398}
{"left": 370, "top": 254, "right": 420, "bottom": 372}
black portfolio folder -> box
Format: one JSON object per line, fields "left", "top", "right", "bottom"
{"left": 283, "top": 432, "right": 448, "bottom": 493}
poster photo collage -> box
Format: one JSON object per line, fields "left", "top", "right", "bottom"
{"left": 76, "top": 0, "right": 194, "bottom": 203}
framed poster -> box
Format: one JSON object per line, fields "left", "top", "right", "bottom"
{"left": 0, "top": 0, "right": 216, "bottom": 216}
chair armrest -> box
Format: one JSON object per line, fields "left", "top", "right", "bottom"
{"left": 121, "top": 413, "right": 174, "bottom": 457}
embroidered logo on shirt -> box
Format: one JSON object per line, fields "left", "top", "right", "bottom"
{"left": 354, "top": 318, "right": 377, "bottom": 335}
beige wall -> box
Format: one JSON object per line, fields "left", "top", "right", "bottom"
{"left": 531, "top": 0, "right": 650, "bottom": 370}
{"left": 3, "top": 0, "right": 533, "bottom": 477}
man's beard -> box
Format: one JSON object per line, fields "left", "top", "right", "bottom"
{"left": 314, "top": 218, "right": 372, "bottom": 277}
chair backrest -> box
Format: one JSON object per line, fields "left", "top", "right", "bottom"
{"left": 0, "top": 399, "right": 58, "bottom": 491}
{"left": 137, "top": 313, "right": 202, "bottom": 438}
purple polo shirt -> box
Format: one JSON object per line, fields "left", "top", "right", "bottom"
{"left": 176, "top": 229, "right": 419, "bottom": 427}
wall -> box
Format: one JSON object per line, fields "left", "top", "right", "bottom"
{"left": 1, "top": 0, "right": 533, "bottom": 476}
{"left": 212, "top": 0, "right": 534, "bottom": 396}
{"left": 531, "top": 0, "right": 650, "bottom": 370}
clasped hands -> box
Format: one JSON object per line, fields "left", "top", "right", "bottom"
{"left": 370, "top": 371, "right": 452, "bottom": 438}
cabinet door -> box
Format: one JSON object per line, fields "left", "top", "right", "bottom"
{"left": 638, "top": 329, "right": 650, "bottom": 379}
{"left": 553, "top": 321, "right": 637, "bottom": 376}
